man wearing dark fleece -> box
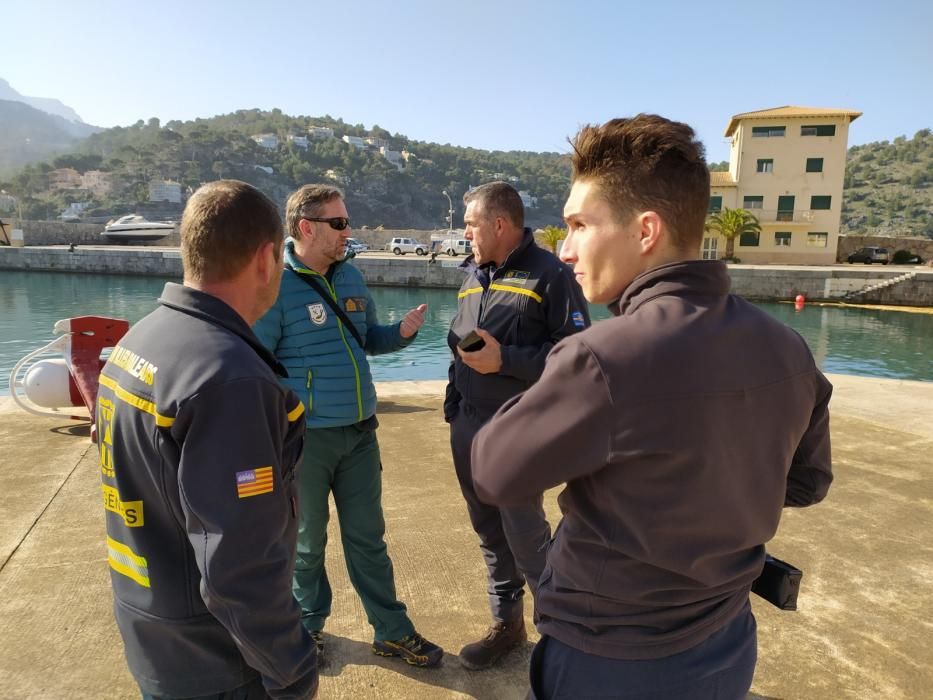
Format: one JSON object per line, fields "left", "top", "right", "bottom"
{"left": 471, "top": 115, "right": 833, "bottom": 699}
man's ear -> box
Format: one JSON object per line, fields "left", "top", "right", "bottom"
{"left": 296, "top": 218, "right": 313, "bottom": 239}
{"left": 256, "top": 240, "right": 277, "bottom": 284}
{"left": 639, "top": 211, "right": 664, "bottom": 255}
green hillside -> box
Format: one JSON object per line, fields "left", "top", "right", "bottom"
{"left": 842, "top": 129, "right": 933, "bottom": 238}
{"left": 0, "top": 110, "right": 571, "bottom": 228}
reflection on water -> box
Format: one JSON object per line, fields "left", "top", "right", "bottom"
{"left": 1, "top": 271, "right": 931, "bottom": 393}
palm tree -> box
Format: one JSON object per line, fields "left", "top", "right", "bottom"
{"left": 704, "top": 207, "right": 761, "bottom": 261}
{"left": 539, "top": 225, "right": 567, "bottom": 253}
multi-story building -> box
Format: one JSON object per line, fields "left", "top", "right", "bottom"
{"left": 48, "top": 168, "right": 84, "bottom": 190}
{"left": 251, "top": 133, "right": 279, "bottom": 149}
{"left": 308, "top": 126, "right": 334, "bottom": 140}
{"left": 149, "top": 180, "right": 182, "bottom": 203}
{"left": 0, "top": 191, "right": 17, "bottom": 211}
{"left": 380, "top": 146, "right": 403, "bottom": 170}
{"left": 706, "top": 106, "right": 861, "bottom": 264}
{"left": 82, "top": 170, "right": 113, "bottom": 195}
{"left": 365, "top": 136, "right": 388, "bottom": 149}
{"left": 342, "top": 135, "right": 366, "bottom": 149}
{"left": 518, "top": 190, "right": 537, "bottom": 209}
{"left": 287, "top": 134, "right": 309, "bottom": 148}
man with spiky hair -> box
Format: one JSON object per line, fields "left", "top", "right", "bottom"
{"left": 472, "top": 116, "right": 833, "bottom": 699}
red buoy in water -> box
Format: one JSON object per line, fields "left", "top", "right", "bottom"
{"left": 794, "top": 294, "right": 805, "bottom": 311}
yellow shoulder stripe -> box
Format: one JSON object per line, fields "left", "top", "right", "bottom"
{"left": 457, "top": 287, "right": 484, "bottom": 299}
{"left": 287, "top": 402, "right": 305, "bottom": 422}
{"left": 99, "top": 373, "right": 175, "bottom": 427}
{"left": 489, "top": 283, "right": 543, "bottom": 303}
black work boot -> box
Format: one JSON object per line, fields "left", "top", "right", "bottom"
{"left": 458, "top": 618, "right": 527, "bottom": 670}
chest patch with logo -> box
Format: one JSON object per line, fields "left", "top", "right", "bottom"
{"left": 501, "top": 270, "right": 530, "bottom": 285}
{"left": 343, "top": 297, "right": 367, "bottom": 313}
{"left": 307, "top": 303, "right": 327, "bottom": 325}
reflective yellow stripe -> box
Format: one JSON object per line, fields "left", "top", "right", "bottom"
{"left": 99, "top": 373, "right": 174, "bottom": 427}
{"left": 457, "top": 287, "right": 484, "bottom": 299}
{"left": 106, "top": 536, "right": 150, "bottom": 588}
{"left": 489, "top": 283, "right": 543, "bottom": 303}
{"left": 287, "top": 401, "right": 305, "bottom": 422}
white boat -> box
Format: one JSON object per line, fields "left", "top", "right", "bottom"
{"left": 101, "top": 215, "right": 175, "bottom": 243}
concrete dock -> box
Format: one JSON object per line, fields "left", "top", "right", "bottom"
{"left": 1, "top": 375, "right": 931, "bottom": 699}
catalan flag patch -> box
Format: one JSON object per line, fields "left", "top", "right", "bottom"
{"left": 236, "top": 467, "right": 274, "bottom": 499}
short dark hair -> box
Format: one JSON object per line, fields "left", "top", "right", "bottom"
{"left": 463, "top": 181, "right": 524, "bottom": 229}
{"left": 570, "top": 115, "right": 710, "bottom": 250}
{"left": 181, "top": 180, "right": 283, "bottom": 283}
{"left": 286, "top": 184, "right": 345, "bottom": 239}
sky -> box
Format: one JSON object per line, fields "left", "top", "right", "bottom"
{"left": 2, "top": 0, "right": 931, "bottom": 162}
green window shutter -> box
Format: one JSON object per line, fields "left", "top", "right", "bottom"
{"left": 810, "top": 195, "right": 832, "bottom": 210}
{"left": 752, "top": 126, "right": 785, "bottom": 137}
{"left": 774, "top": 232, "right": 792, "bottom": 247}
{"left": 708, "top": 196, "right": 722, "bottom": 213}
{"left": 743, "top": 195, "right": 764, "bottom": 209}
{"left": 757, "top": 159, "right": 774, "bottom": 173}
{"left": 739, "top": 232, "right": 760, "bottom": 247}
{"left": 806, "top": 158, "right": 824, "bottom": 172}
{"left": 802, "top": 125, "right": 836, "bottom": 136}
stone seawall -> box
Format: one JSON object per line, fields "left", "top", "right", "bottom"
{"left": 2, "top": 220, "right": 179, "bottom": 246}
{"left": 1, "top": 247, "right": 931, "bottom": 305}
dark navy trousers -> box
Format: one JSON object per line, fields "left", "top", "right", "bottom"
{"left": 450, "top": 405, "right": 552, "bottom": 622}
{"left": 528, "top": 603, "right": 757, "bottom": 699}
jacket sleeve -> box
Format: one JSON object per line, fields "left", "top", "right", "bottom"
{"left": 785, "top": 371, "right": 833, "bottom": 507}
{"left": 499, "top": 265, "right": 590, "bottom": 383}
{"left": 253, "top": 295, "right": 285, "bottom": 354}
{"left": 174, "top": 378, "right": 317, "bottom": 700}
{"left": 473, "top": 338, "right": 613, "bottom": 505}
{"left": 362, "top": 287, "right": 415, "bottom": 355}
{"left": 444, "top": 359, "right": 461, "bottom": 423}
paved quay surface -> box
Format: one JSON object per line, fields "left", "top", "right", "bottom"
{"left": 1, "top": 375, "right": 931, "bottom": 699}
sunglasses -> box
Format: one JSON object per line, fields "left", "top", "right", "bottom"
{"left": 303, "top": 217, "right": 350, "bottom": 231}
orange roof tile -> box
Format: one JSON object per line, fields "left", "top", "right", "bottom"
{"left": 724, "top": 106, "right": 862, "bottom": 136}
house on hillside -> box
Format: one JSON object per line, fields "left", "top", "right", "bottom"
{"left": 251, "top": 133, "right": 279, "bottom": 149}
{"left": 705, "top": 106, "right": 861, "bottom": 264}
{"left": 308, "top": 126, "right": 334, "bottom": 140}
{"left": 149, "top": 180, "right": 182, "bottom": 203}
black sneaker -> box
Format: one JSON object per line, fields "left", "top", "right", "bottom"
{"left": 311, "top": 631, "right": 325, "bottom": 665}
{"left": 372, "top": 631, "right": 444, "bottom": 667}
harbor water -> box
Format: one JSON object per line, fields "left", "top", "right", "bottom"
{"left": 1, "top": 270, "right": 931, "bottom": 393}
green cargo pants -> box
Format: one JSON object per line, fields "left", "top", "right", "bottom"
{"left": 293, "top": 422, "right": 414, "bottom": 642}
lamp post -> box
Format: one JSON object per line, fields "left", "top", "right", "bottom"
{"left": 442, "top": 189, "right": 453, "bottom": 235}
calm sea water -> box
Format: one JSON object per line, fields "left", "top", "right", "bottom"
{"left": 1, "top": 270, "right": 931, "bottom": 393}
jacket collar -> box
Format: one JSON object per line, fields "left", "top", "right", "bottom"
{"left": 284, "top": 238, "right": 345, "bottom": 278}
{"left": 610, "top": 260, "right": 731, "bottom": 317}
{"left": 158, "top": 282, "right": 288, "bottom": 377}
{"left": 460, "top": 227, "right": 536, "bottom": 279}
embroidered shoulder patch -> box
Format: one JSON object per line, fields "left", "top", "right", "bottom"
{"left": 236, "top": 467, "right": 274, "bottom": 498}
{"left": 343, "top": 297, "right": 367, "bottom": 312}
{"left": 572, "top": 311, "right": 586, "bottom": 328}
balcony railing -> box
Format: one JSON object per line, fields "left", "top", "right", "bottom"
{"left": 742, "top": 209, "right": 819, "bottom": 223}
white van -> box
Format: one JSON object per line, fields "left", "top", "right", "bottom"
{"left": 441, "top": 238, "right": 472, "bottom": 256}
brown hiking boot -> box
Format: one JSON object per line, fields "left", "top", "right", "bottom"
{"left": 458, "top": 619, "right": 527, "bottom": 670}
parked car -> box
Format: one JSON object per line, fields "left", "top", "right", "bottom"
{"left": 386, "top": 237, "right": 427, "bottom": 255}
{"left": 441, "top": 238, "right": 472, "bottom": 256}
{"left": 345, "top": 238, "right": 369, "bottom": 254}
{"left": 847, "top": 246, "right": 890, "bottom": 265}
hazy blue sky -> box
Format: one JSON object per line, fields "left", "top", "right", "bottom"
{"left": 2, "top": 0, "right": 930, "bottom": 161}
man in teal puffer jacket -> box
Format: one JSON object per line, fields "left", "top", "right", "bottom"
{"left": 254, "top": 184, "right": 443, "bottom": 668}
